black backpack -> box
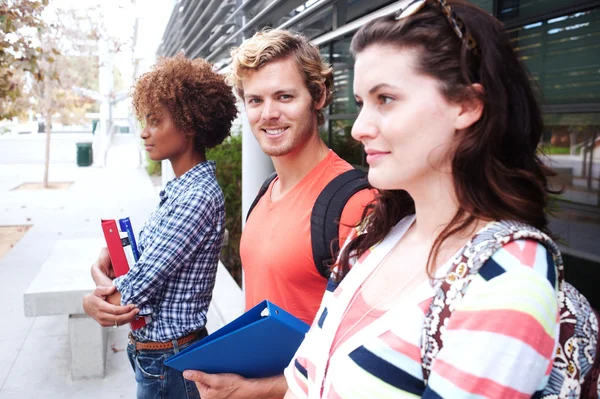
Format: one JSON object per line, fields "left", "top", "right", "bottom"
{"left": 246, "top": 169, "right": 370, "bottom": 279}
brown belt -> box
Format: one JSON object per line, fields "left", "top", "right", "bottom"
{"left": 128, "top": 328, "right": 207, "bottom": 351}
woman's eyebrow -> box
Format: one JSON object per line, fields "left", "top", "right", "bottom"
{"left": 369, "top": 83, "right": 399, "bottom": 95}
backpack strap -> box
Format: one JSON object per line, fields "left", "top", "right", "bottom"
{"left": 245, "top": 169, "right": 370, "bottom": 280}
{"left": 420, "top": 220, "right": 564, "bottom": 383}
{"left": 245, "top": 172, "right": 277, "bottom": 222}
{"left": 310, "top": 169, "right": 370, "bottom": 279}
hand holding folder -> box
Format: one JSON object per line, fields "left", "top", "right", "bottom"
{"left": 165, "top": 300, "right": 309, "bottom": 378}
{"left": 101, "top": 219, "right": 148, "bottom": 330}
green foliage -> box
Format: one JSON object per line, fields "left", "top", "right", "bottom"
{"left": 145, "top": 157, "right": 162, "bottom": 176}
{"left": 207, "top": 134, "right": 242, "bottom": 286}
{"left": 329, "top": 120, "right": 364, "bottom": 167}
{"left": 0, "top": 0, "right": 49, "bottom": 120}
{"left": 539, "top": 145, "right": 570, "bottom": 155}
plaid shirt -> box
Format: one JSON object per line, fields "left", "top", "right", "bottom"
{"left": 114, "top": 161, "right": 225, "bottom": 342}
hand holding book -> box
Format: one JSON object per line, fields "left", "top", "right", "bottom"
{"left": 101, "top": 218, "right": 149, "bottom": 330}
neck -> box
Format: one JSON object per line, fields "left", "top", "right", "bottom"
{"left": 405, "top": 170, "right": 462, "bottom": 244}
{"left": 170, "top": 150, "right": 206, "bottom": 178}
{"left": 271, "top": 131, "right": 330, "bottom": 195}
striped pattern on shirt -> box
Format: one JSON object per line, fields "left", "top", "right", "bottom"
{"left": 285, "top": 238, "right": 559, "bottom": 398}
{"left": 114, "top": 161, "right": 225, "bottom": 342}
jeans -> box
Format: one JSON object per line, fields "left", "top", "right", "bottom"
{"left": 127, "top": 337, "right": 201, "bottom": 399}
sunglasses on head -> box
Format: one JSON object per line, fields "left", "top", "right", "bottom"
{"left": 395, "top": 0, "right": 477, "bottom": 53}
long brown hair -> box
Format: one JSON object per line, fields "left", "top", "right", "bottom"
{"left": 337, "top": 0, "right": 556, "bottom": 279}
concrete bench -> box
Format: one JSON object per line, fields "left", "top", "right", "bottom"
{"left": 23, "top": 239, "right": 106, "bottom": 380}
{"left": 23, "top": 238, "right": 245, "bottom": 380}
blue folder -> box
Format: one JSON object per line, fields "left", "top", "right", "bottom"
{"left": 165, "top": 300, "right": 310, "bottom": 378}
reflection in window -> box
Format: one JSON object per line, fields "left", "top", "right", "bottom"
{"left": 331, "top": 36, "right": 357, "bottom": 115}
{"left": 542, "top": 113, "right": 600, "bottom": 206}
{"left": 285, "top": 6, "right": 334, "bottom": 39}
{"left": 498, "top": 0, "right": 593, "bottom": 22}
{"left": 346, "top": 0, "right": 397, "bottom": 23}
{"left": 509, "top": 8, "right": 600, "bottom": 105}
{"left": 329, "top": 119, "right": 364, "bottom": 168}
{"left": 469, "top": 0, "right": 493, "bottom": 13}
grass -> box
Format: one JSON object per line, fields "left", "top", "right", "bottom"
{"left": 539, "top": 145, "right": 570, "bottom": 155}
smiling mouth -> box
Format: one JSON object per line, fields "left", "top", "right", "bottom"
{"left": 262, "top": 127, "right": 288, "bottom": 135}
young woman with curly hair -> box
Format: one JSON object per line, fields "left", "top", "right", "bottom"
{"left": 83, "top": 53, "right": 237, "bottom": 399}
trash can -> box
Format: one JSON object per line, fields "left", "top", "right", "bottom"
{"left": 76, "top": 142, "right": 93, "bottom": 167}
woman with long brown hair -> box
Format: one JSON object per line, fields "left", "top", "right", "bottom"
{"left": 284, "top": 1, "right": 563, "bottom": 397}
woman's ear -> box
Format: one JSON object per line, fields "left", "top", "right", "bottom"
{"left": 454, "top": 83, "right": 484, "bottom": 131}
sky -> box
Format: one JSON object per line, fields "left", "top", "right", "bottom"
{"left": 43, "top": 0, "right": 176, "bottom": 86}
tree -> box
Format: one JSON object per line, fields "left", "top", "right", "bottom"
{"left": 29, "top": 6, "right": 103, "bottom": 187}
{"left": 0, "top": 0, "right": 49, "bottom": 120}
{"left": 31, "top": 2, "right": 134, "bottom": 187}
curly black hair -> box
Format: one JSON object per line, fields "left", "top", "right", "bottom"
{"left": 132, "top": 53, "right": 238, "bottom": 151}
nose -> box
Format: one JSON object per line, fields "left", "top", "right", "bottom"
{"left": 261, "top": 99, "right": 280, "bottom": 121}
{"left": 351, "top": 108, "right": 378, "bottom": 143}
{"left": 140, "top": 126, "right": 149, "bottom": 140}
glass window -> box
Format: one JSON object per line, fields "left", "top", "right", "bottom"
{"left": 542, "top": 112, "right": 600, "bottom": 259}
{"left": 320, "top": 44, "right": 331, "bottom": 65}
{"left": 346, "top": 0, "right": 397, "bottom": 23}
{"left": 285, "top": 5, "right": 334, "bottom": 39}
{"left": 469, "top": 0, "right": 493, "bottom": 13}
{"left": 509, "top": 8, "right": 600, "bottom": 105}
{"left": 497, "top": 0, "right": 592, "bottom": 22}
{"left": 543, "top": 113, "right": 600, "bottom": 201}
{"left": 330, "top": 36, "right": 357, "bottom": 115}
{"left": 329, "top": 119, "right": 365, "bottom": 168}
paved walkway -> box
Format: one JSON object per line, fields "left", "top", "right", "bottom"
{"left": 0, "top": 133, "right": 157, "bottom": 398}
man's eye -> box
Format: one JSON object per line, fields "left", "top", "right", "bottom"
{"left": 248, "top": 98, "right": 261, "bottom": 104}
{"left": 280, "top": 94, "right": 292, "bottom": 100}
{"left": 355, "top": 100, "right": 363, "bottom": 109}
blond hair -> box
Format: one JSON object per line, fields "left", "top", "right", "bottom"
{"left": 228, "top": 29, "right": 333, "bottom": 126}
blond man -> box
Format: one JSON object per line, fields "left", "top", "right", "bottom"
{"left": 183, "top": 29, "right": 373, "bottom": 399}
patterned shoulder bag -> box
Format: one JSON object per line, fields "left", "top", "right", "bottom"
{"left": 420, "top": 220, "right": 600, "bottom": 398}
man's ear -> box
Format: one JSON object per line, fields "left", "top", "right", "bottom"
{"left": 454, "top": 83, "right": 484, "bottom": 131}
{"left": 314, "top": 83, "right": 327, "bottom": 111}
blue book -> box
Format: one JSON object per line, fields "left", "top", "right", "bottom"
{"left": 118, "top": 217, "right": 139, "bottom": 261}
{"left": 165, "top": 300, "right": 309, "bottom": 378}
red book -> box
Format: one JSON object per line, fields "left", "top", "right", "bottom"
{"left": 101, "top": 219, "right": 148, "bottom": 330}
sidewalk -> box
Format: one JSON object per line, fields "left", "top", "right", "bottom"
{"left": 0, "top": 134, "right": 157, "bottom": 398}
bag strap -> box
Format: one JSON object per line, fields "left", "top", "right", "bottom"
{"left": 581, "top": 308, "right": 600, "bottom": 399}
{"left": 310, "top": 169, "right": 370, "bottom": 279}
{"left": 245, "top": 172, "right": 278, "bottom": 222}
{"left": 420, "top": 220, "right": 564, "bottom": 383}
{"left": 245, "top": 169, "right": 369, "bottom": 279}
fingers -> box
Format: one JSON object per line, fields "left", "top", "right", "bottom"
{"left": 182, "top": 372, "right": 242, "bottom": 389}
{"left": 93, "top": 285, "right": 116, "bottom": 297}
{"left": 183, "top": 371, "right": 213, "bottom": 396}
{"left": 103, "top": 301, "right": 136, "bottom": 316}
{"left": 183, "top": 370, "right": 208, "bottom": 383}
{"left": 91, "top": 263, "right": 114, "bottom": 286}
{"left": 98, "top": 247, "right": 115, "bottom": 278}
{"left": 115, "top": 307, "right": 141, "bottom": 325}
{"left": 82, "top": 293, "right": 138, "bottom": 327}
{"left": 99, "top": 247, "right": 111, "bottom": 266}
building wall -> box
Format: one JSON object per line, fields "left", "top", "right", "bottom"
{"left": 158, "top": 0, "right": 600, "bottom": 267}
